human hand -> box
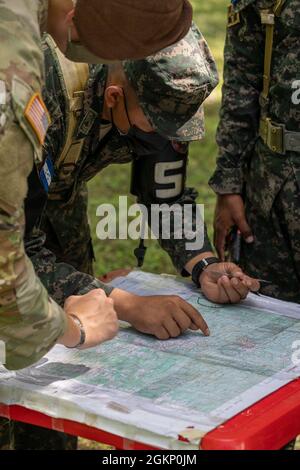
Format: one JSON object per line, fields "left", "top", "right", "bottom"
{"left": 214, "top": 194, "right": 254, "bottom": 261}
{"left": 200, "top": 262, "right": 260, "bottom": 304}
{"left": 61, "top": 289, "right": 119, "bottom": 349}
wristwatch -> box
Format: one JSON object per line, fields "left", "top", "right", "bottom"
{"left": 192, "top": 257, "right": 219, "bottom": 288}
{"left": 67, "top": 314, "right": 86, "bottom": 349}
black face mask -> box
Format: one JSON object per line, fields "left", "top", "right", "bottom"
{"left": 111, "top": 93, "right": 188, "bottom": 204}
{"left": 126, "top": 126, "right": 174, "bottom": 156}
{"left": 110, "top": 91, "right": 172, "bottom": 156}
{"left": 128, "top": 129, "right": 188, "bottom": 207}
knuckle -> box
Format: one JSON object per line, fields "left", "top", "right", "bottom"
{"left": 165, "top": 297, "right": 177, "bottom": 308}
{"left": 95, "top": 289, "right": 106, "bottom": 297}
{"left": 65, "top": 295, "right": 75, "bottom": 304}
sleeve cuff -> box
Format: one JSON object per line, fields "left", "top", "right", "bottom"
{"left": 209, "top": 166, "right": 244, "bottom": 195}
{"left": 77, "top": 278, "right": 114, "bottom": 297}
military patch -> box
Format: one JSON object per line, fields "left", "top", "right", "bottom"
{"left": 228, "top": 4, "right": 240, "bottom": 27}
{"left": 24, "top": 93, "right": 51, "bottom": 145}
{"left": 40, "top": 156, "right": 55, "bottom": 193}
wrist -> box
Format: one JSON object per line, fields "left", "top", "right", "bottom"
{"left": 192, "top": 257, "right": 220, "bottom": 288}
{"left": 199, "top": 260, "right": 221, "bottom": 283}
{"left": 67, "top": 314, "right": 86, "bottom": 348}
{"left": 59, "top": 314, "right": 82, "bottom": 348}
{"left": 185, "top": 252, "right": 216, "bottom": 275}
{"left": 110, "top": 288, "right": 140, "bottom": 324}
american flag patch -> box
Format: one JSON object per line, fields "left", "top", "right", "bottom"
{"left": 24, "top": 93, "right": 51, "bottom": 145}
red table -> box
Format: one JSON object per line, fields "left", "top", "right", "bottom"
{"left": 1, "top": 378, "right": 300, "bottom": 450}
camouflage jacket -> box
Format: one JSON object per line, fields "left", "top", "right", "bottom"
{"left": 0, "top": 0, "right": 67, "bottom": 370}
{"left": 210, "top": 0, "right": 300, "bottom": 216}
{"left": 26, "top": 38, "right": 213, "bottom": 303}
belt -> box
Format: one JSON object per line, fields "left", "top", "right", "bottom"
{"left": 259, "top": 117, "right": 300, "bottom": 154}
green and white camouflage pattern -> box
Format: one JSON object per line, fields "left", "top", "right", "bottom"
{"left": 124, "top": 23, "right": 219, "bottom": 141}
{"left": 0, "top": 0, "right": 75, "bottom": 452}
{"left": 209, "top": 0, "right": 300, "bottom": 302}
{"left": 0, "top": 0, "right": 67, "bottom": 372}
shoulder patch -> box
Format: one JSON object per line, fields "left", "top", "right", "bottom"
{"left": 24, "top": 93, "right": 51, "bottom": 145}
{"left": 228, "top": 4, "right": 241, "bottom": 27}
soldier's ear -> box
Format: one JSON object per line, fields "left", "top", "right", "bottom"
{"left": 65, "top": 8, "right": 75, "bottom": 27}
{"left": 104, "top": 86, "right": 124, "bottom": 109}
{"left": 65, "top": 9, "right": 80, "bottom": 41}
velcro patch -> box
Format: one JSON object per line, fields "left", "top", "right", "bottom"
{"left": 24, "top": 93, "right": 51, "bottom": 145}
{"left": 40, "top": 157, "right": 55, "bottom": 193}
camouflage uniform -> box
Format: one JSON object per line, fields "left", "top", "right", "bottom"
{"left": 9, "top": 26, "right": 218, "bottom": 451}
{"left": 25, "top": 25, "right": 218, "bottom": 297}
{"left": 0, "top": 0, "right": 68, "bottom": 370}
{"left": 0, "top": 0, "right": 83, "bottom": 451}
{"left": 209, "top": 0, "right": 300, "bottom": 303}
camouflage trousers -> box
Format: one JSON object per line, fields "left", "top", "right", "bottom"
{"left": 0, "top": 418, "right": 77, "bottom": 450}
{"left": 240, "top": 156, "right": 300, "bottom": 303}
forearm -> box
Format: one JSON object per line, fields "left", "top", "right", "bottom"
{"left": 110, "top": 288, "right": 137, "bottom": 323}
{"left": 26, "top": 229, "right": 114, "bottom": 306}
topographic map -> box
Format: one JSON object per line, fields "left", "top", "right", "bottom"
{"left": 0, "top": 271, "right": 300, "bottom": 448}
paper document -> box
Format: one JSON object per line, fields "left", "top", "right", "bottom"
{"left": 0, "top": 271, "right": 299, "bottom": 449}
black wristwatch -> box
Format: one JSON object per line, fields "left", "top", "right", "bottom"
{"left": 67, "top": 314, "right": 86, "bottom": 349}
{"left": 192, "top": 257, "right": 220, "bottom": 288}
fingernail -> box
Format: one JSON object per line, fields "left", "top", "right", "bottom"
{"left": 232, "top": 278, "right": 238, "bottom": 286}
{"left": 245, "top": 236, "right": 254, "bottom": 243}
{"left": 205, "top": 328, "right": 210, "bottom": 336}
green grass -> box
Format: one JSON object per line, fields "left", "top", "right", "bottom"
{"left": 88, "top": 0, "right": 228, "bottom": 277}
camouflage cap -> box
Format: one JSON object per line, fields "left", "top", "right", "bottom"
{"left": 123, "top": 24, "right": 219, "bottom": 141}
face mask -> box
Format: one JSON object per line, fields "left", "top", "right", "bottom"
{"left": 65, "top": 28, "right": 117, "bottom": 64}
{"left": 111, "top": 92, "right": 187, "bottom": 170}
{"left": 129, "top": 127, "right": 188, "bottom": 205}
{"left": 126, "top": 127, "right": 169, "bottom": 156}
{"left": 110, "top": 93, "right": 160, "bottom": 151}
